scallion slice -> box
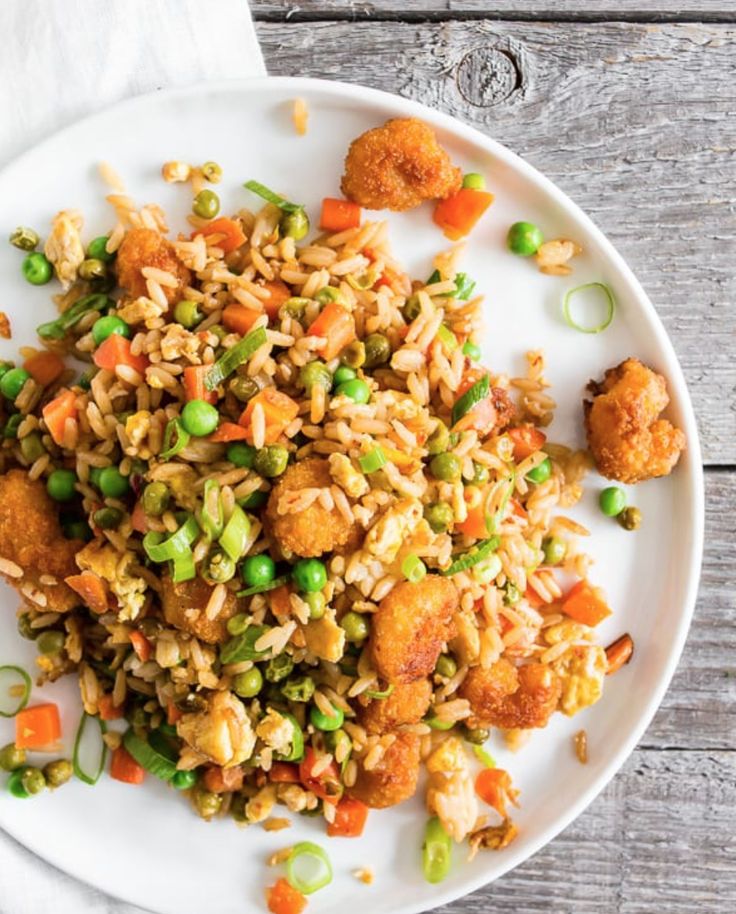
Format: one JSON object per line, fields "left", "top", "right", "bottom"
{"left": 200, "top": 478, "right": 224, "bottom": 541}
{"left": 237, "top": 573, "right": 291, "bottom": 597}
{"left": 365, "top": 684, "right": 395, "bottom": 700}
{"left": 143, "top": 515, "right": 199, "bottom": 584}
{"left": 562, "top": 282, "right": 615, "bottom": 334}
{"left": 159, "top": 418, "right": 191, "bottom": 460}
{"left": 401, "top": 553, "right": 427, "bottom": 583}
{"left": 37, "top": 294, "right": 111, "bottom": 340}
{"left": 204, "top": 326, "right": 268, "bottom": 391}
{"left": 274, "top": 711, "right": 304, "bottom": 763}
{"left": 243, "top": 180, "right": 304, "bottom": 214}
{"left": 473, "top": 745, "right": 497, "bottom": 768}
{"left": 73, "top": 712, "right": 107, "bottom": 785}
{"left": 359, "top": 446, "right": 386, "bottom": 474}
{"left": 286, "top": 842, "right": 333, "bottom": 895}
{"left": 220, "top": 624, "right": 271, "bottom": 664}
{"left": 436, "top": 323, "right": 459, "bottom": 352}
{"left": 426, "top": 270, "right": 476, "bottom": 302}
{"left": 483, "top": 472, "right": 516, "bottom": 535}
{"left": 0, "top": 665, "right": 31, "bottom": 718}
{"left": 424, "top": 716, "right": 455, "bottom": 731}
{"left": 422, "top": 816, "right": 452, "bottom": 884}
{"left": 442, "top": 536, "right": 500, "bottom": 577}
{"left": 219, "top": 504, "right": 251, "bottom": 561}
{"left": 123, "top": 729, "right": 178, "bottom": 781}
{"left": 451, "top": 374, "right": 489, "bottom": 426}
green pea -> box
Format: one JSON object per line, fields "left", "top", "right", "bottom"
{"left": 92, "top": 314, "right": 130, "bottom": 345}
{"left": 462, "top": 173, "right": 486, "bottom": 190}
{"left": 299, "top": 360, "right": 332, "bottom": 394}
{"left": 93, "top": 506, "right": 124, "bottom": 530}
{"left": 226, "top": 613, "right": 249, "bottom": 637}
{"left": 618, "top": 506, "right": 642, "bottom": 531}
{"left": 241, "top": 554, "right": 276, "bottom": 587}
{"left": 21, "top": 766, "right": 46, "bottom": 796}
{"left": 7, "top": 768, "right": 30, "bottom": 798}
{"left": 463, "top": 341, "right": 482, "bottom": 361}
{"left": 46, "top": 468, "right": 77, "bottom": 501}
{"left": 3, "top": 414, "right": 23, "bottom": 439}
{"left": 98, "top": 466, "right": 130, "bottom": 498}
{"left": 470, "top": 463, "right": 489, "bottom": 485}
{"left": 0, "top": 743, "right": 26, "bottom": 772}
{"left": 206, "top": 551, "right": 236, "bottom": 583}
{"left": 22, "top": 252, "right": 53, "bottom": 285}
{"left": 435, "top": 654, "right": 457, "bottom": 679}
{"left": 292, "top": 558, "right": 327, "bottom": 594}
{"left": 265, "top": 654, "right": 294, "bottom": 683}
{"left": 363, "top": 333, "right": 391, "bottom": 368}
{"left": 0, "top": 367, "right": 31, "bottom": 401}
{"left": 424, "top": 502, "right": 454, "bottom": 533}
{"left": 332, "top": 365, "right": 356, "bottom": 386}
{"left": 42, "top": 758, "right": 73, "bottom": 787}
{"left": 173, "top": 300, "right": 202, "bottom": 328}
{"left": 507, "top": 221, "right": 544, "bottom": 257}
{"left": 315, "top": 286, "right": 342, "bottom": 305}
{"left": 0, "top": 362, "right": 12, "bottom": 380}
{"left": 336, "top": 378, "right": 370, "bottom": 404}
{"left": 20, "top": 432, "right": 45, "bottom": 463}
{"left": 87, "top": 236, "right": 115, "bottom": 263}
{"left": 17, "top": 613, "right": 37, "bottom": 640}
{"left": 228, "top": 376, "right": 259, "bottom": 403}
{"left": 142, "top": 481, "right": 170, "bottom": 516}
{"left": 227, "top": 442, "right": 256, "bottom": 468}
{"left": 193, "top": 787, "right": 223, "bottom": 819}
{"left": 192, "top": 189, "right": 220, "bottom": 219}
{"left": 462, "top": 725, "right": 490, "bottom": 745}
{"left": 281, "top": 675, "right": 315, "bottom": 703}
{"left": 172, "top": 769, "right": 198, "bottom": 790}
{"left": 208, "top": 324, "right": 227, "bottom": 341}
{"left": 430, "top": 452, "right": 462, "bottom": 483}
{"left": 63, "top": 519, "right": 92, "bottom": 541}
{"left": 253, "top": 444, "right": 289, "bottom": 478}
{"left": 9, "top": 226, "right": 39, "bottom": 251}
{"left": 233, "top": 666, "right": 263, "bottom": 698}
{"left": 181, "top": 399, "right": 219, "bottom": 437}
{"left": 305, "top": 591, "right": 326, "bottom": 620}
{"left": 340, "top": 340, "right": 365, "bottom": 369}
{"left": 599, "top": 486, "right": 626, "bottom": 517}
{"left": 403, "top": 295, "right": 421, "bottom": 322}
{"left": 310, "top": 702, "right": 345, "bottom": 732}
{"left": 426, "top": 420, "right": 450, "bottom": 456}
{"left": 279, "top": 208, "right": 309, "bottom": 241}
{"left": 201, "top": 161, "right": 222, "bottom": 183}
{"left": 526, "top": 457, "right": 552, "bottom": 484}
{"left": 340, "top": 611, "right": 370, "bottom": 643}
{"left": 78, "top": 258, "right": 107, "bottom": 282}
{"left": 238, "top": 490, "right": 268, "bottom": 510}
{"left": 36, "top": 630, "right": 65, "bottom": 656}
{"left": 542, "top": 536, "right": 567, "bottom": 565}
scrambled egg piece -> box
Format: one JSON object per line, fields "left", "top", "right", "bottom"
{"left": 552, "top": 644, "right": 607, "bottom": 716}
{"left": 364, "top": 498, "right": 423, "bottom": 563}
{"left": 125, "top": 410, "right": 153, "bottom": 457}
{"left": 302, "top": 612, "right": 346, "bottom": 663}
{"left": 159, "top": 323, "right": 202, "bottom": 363}
{"left": 116, "top": 296, "right": 167, "bottom": 328}
{"left": 177, "top": 690, "right": 255, "bottom": 767}
{"left": 451, "top": 609, "right": 481, "bottom": 667}
{"left": 256, "top": 709, "right": 294, "bottom": 756}
{"left": 543, "top": 619, "right": 593, "bottom": 646}
{"left": 75, "top": 539, "right": 147, "bottom": 622}
{"left": 44, "top": 210, "right": 85, "bottom": 288}
{"left": 245, "top": 784, "right": 277, "bottom": 823}
{"left": 426, "top": 737, "right": 479, "bottom": 842}
{"left": 328, "top": 453, "right": 368, "bottom": 499}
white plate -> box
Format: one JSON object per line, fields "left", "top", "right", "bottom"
{"left": 0, "top": 78, "right": 703, "bottom": 914}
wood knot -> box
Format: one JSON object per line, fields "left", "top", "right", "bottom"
{"left": 456, "top": 47, "right": 521, "bottom": 107}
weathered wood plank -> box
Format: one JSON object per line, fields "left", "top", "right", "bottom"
{"left": 256, "top": 20, "right": 736, "bottom": 464}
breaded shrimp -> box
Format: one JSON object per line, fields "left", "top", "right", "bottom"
{"left": 266, "top": 457, "right": 360, "bottom": 558}
{"left": 583, "top": 358, "right": 686, "bottom": 484}
{"left": 161, "top": 574, "right": 240, "bottom": 645}
{"left": 347, "top": 732, "right": 421, "bottom": 808}
{"left": 0, "top": 469, "right": 82, "bottom": 612}
{"left": 370, "top": 576, "right": 458, "bottom": 684}
{"left": 459, "top": 658, "right": 561, "bottom": 730}
{"left": 115, "top": 228, "right": 191, "bottom": 306}
{"left": 359, "top": 678, "right": 432, "bottom": 734}
{"left": 341, "top": 118, "right": 462, "bottom": 212}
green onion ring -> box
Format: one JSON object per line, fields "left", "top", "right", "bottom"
{"left": 286, "top": 841, "right": 333, "bottom": 895}
{"left": 422, "top": 816, "right": 452, "bottom": 884}
{"left": 436, "top": 323, "right": 459, "bottom": 352}
{"left": 159, "top": 418, "right": 191, "bottom": 460}
{"left": 401, "top": 553, "right": 427, "bottom": 584}
{"left": 451, "top": 374, "right": 490, "bottom": 426}
{"left": 204, "top": 326, "right": 268, "bottom": 391}
{"left": 123, "top": 729, "right": 178, "bottom": 781}
{"left": 358, "top": 445, "right": 386, "bottom": 474}
{"left": 0, "top": 665, "right": 31, "bottom": 718}
{"left": 243, "top": 180, "right": 303, "bottom": 214}
{"left": 219, "top": 504, "right": 251, "bottom": 561}
{"left": 442, "top": 536, "right": 500, "bottom": 577}
{"left": 562, "top": 282, "right": 615, "bottom": 334}
{"left": 483, "top": 472, "right": 515, "bottom": 535}
{"left": 73, "top": 712, "right": 107, "bottom": 785}
{"left": 200, "top": 478, "right": 224, "bottom": 541}
{"left": 143, "top": 515, "right": 200, "bottom": 564}
{"left": 236, "top": 574, "right": 291, "bottom": 597}
{"left": 473, "top": 745, "right": 497, "bottom": 768}
{"left": 365, "top": 684, "right": 395, "bottom": 700}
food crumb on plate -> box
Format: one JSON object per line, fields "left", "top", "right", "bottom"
{"left": 574, "top": 729, "right": 588, "bottom": 764}
{"left": 263, "top": 817, "right": 291, "bottom": 832}
{"left": 352, "top": 867, "right": 374, "bottom": 885}
{"left": 293, "top": 98, "right": 308, "bottom": 136}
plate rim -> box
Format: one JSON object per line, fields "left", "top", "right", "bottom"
{"left": 0, "top": 74, "right": 705, "bottom": 914}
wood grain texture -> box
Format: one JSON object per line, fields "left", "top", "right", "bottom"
{"left": 256, "top": 19, "right": 736, "bottom": 464}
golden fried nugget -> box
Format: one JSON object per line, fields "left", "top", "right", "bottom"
{"left": 371, "top": 576, "right": 458, "bottom": 684}
{"left": 359, "top": 678, "right": 432, "bottom": 734}
{"left": 459, "top": 659, "right": 561, "bottom": 730}
{"left": 161, "top": 575, "right": 240, "bottom": 645}
{"left": 348, "top": 732, "right": 421, "bottom": 808}
{"left": 341, "top": 118, "right": 462, "bottom": 211}
{"left": 115, "top": 228, "right": 191, "bottom": 306}
{"left": 0, "top": 469, "right": 82, "bottom": 612}
{"left": 266, "top": 457, "right": 360, "bottom": 558}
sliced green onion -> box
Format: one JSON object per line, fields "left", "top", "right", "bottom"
{"left": 473, "top": 745, "right": 497, "bottom": 768}
{"left": 424, "top": 716, "right": 455, "bottom": 731}
{"left": 143, "top": 514, "right": 200, "bottom": 563}
{"left": 274, "top": 711, "right": 304, "bottom": 763}
{"left": 172, "top": 552, "right": 196, "bottom": 584}
{"left": 204, "top": 326, "right": 268, "bottom": 391}
{"left": 562, "top": 282, "right": 615, "bottom": 334}
{"left": 442, "top": 536, "right": 500, "bottom": 576}
{"left": 219, "top": 504, "right": 251, "bottom": 561}
{"left": 0, "top": 665, "right": 31, "bottom": 718}
{"left": 159, "top": 418, "right": 191, "bottom": 460}
{"left": 148, "top": 728, "right": 179, "bottom": 762}
{"left": 286, "top": 842, "right": 333, "bottom": 895}
{"left": 36, "top": 294, "right": 111, "bottom": 340}
{"left": 73, "top": 712, "right": 107, "bottom": 785}
{"left": 436, "top": 323, "right": 458, "bottom": 353}
{"left": 401, "top": 553, "right": 427, "bottom": 583}
{"left": 200, "top": 479, "right": 224, "bottom": 541}
{"left": 243, "top": 180, "right": 303, "bottom": 214}
{"left": 483, "top": 472, "right": 516, "bottom": 535}
{"left": 237, "top": 573, "right": 290, "bottom": 597}
{"left": 471, "top": 553, "right": 502, "bottom": 585}
{"left": 359, "top": 446, "right": 386, "bottom": 474}
{"left": 451, "top": 374, "right": 490, "bottom": 426}
{"left": 365, "top": 684, "right": 395, "bottom": 700}
{"left": 123, "top": 729, "right": 177, "bottom": 781}
{"left": 220, "top": 624, "right": 271, "bottom": 664}
{"left": 426, "top": 270, "right": 476, "bottom": 302}
{"left": 423, "top": 816, "right": 452, "bottom": 884}
{"left": 462, "top": 340, "right": 481, "bottom": 360}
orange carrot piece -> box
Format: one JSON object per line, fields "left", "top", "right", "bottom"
{"left": 475, "top": 767, "right": 519, "bottom": 817}
{"left": 23, "top": 351, "right": 65, "bottom": 387}
{"left": 267, "top": 878, "right": 307, "bottom": 914}
{"left": 605, "top": 633, "right": 634, "bottom": 674}
{"left": 208, "top": 421, "right": 251, "bottom": 443}
{"left": 196, "top": 217, "right": 246, "bottom": 253}
{"left": 269, "top": 584, "right": 293, "bottom": 619}
{"left": 15, "top": 703, "right": 61, "bottom": 750}
{"left": 182, "top": 365, "right": 217, "bottom": 405}
{"left": 562, "top": 580, "right": 613, "bottom": 627}
{"left": 507, "top": 426, "right": 547, "bottom": 461}
{"left": 202, "top": 765, "right": 245, "bottom": 793}
{"left": 222, "top": 303, "right": 262, "bottom": 336}
{"left": 269, "top": 762, "right": 301, "bottom": 784}
{"left": 319, "top": 197, "right": 362, "bottom": 233}
{"left": 98, "top": 694, "right": 125, "bottom": 721}
{"left": 93, "top": 334, "right": 149, "bottom": 374}
{"left": 110, "top": 745, "right": 145, "bottom": 784}
{"left": 167, "top": 701, "right": 182, "bottom": 725}
{"left": 306, "top": 300, "right": 356, "bottom": 360}
{"left": 524, "top": 585, "right": 545, "bottom": 609}
{"left": 130, "top": 500, "right": 148, "bottom": 534}
{"left": 238, "top": 387, "right": 299, "bottom": 445}
{"left": 433, "top": 187, "right": 494, "bottom": 240}
{"left": 42, "top": 388, "right": 78, "bottom": 446}
{"left": 65, "top": 570, "right": 109, "bottom": 614}
{"left": 129, "top": 631, "right": 152, "bottom": 662}
{"left": 456, "top": 487, "right": 491, "bottom": 539}
{"left": 327, "top": 797, "right": 369, "bottom": 837}
{"left": 260, "top": 279, "right": 292, "bottom": 320}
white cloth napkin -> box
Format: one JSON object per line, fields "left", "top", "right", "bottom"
{"left": 0, "top": 2, "right": 264, "bottom": 911}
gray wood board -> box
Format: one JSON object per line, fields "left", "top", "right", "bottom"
{"left": 256, "top": 19, "right": 736, "bottom": 465}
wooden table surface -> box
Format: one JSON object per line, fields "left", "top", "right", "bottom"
{"left": 252, "top": 2, "right": 735, "bottom": 912}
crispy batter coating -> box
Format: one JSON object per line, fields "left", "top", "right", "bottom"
{"left": 341, "top": 118, "right": 462, "bottom": 212}
{"left": 347, "top": 732, "right": 421, "bottom": 808}
{"left": 115, "top": 228, "right": 191, "bottom": 306}
{"left": 161, "top": 574, "right": 239, "bottom": 644}
{"left": 359, "top": 678, "right": 432, "bottom": 734}
{"left": 459, "top": 659, "right": 561, "bottom": 730}
{"left": 0, "top": 469, "right": 82, "bottom": 612}
{"left": 370, "top": 576, "right": 458, "bottom": 684}
{"left": 266, "top": 457, "right": 360, "bottom": 558}
{"left": 583, "top": 358, "right": 686, "bottom": 484}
